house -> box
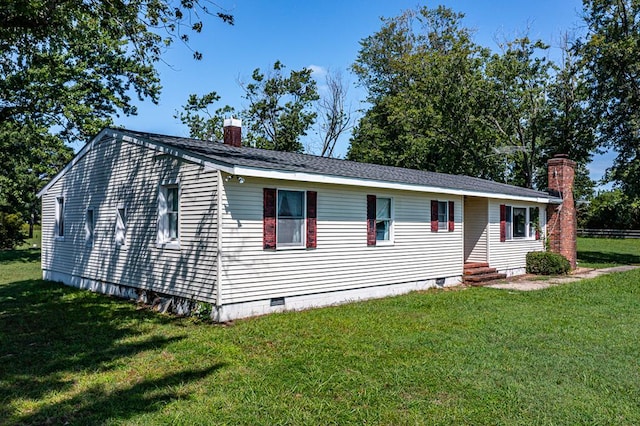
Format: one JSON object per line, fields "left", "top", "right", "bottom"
{"left": 37, "top": 120, "right": 576, "bottom": 321}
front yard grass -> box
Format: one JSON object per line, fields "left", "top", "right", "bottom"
{"left": 1, "top": 244, "right": 640, "bottom": 425}
{"left": 577, "top": 236, "right": 640, "bottom": 268}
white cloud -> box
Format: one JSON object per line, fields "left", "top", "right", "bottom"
{"left": 307, "top": 64, "right": 327, "bottom": 79}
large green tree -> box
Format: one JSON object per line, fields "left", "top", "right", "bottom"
{"left": 484, "top": 37, "right": 554, "bottom": 189}
{"left": 242, "top": 61, "right": 319, "bottom": 152}
{"left": 579, "top": 0, "right": 640, "bottom": 198}
{"left": 178, "top": 61, "right": 319, "bottom": 153}
{"left": 347, "top": 6, "right": 506, "bottom": 180}
{"left": 1, "top": 0, "right": 232, "bottom": 232}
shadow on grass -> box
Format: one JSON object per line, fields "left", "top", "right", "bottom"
{"left": 0, "top": 248, "right": 41, "bottom": 264}
{"left": 577, "top": 250, "right": 640, "bottom": 266}
{"left": 0, "top": 279, "right": 223, "bottom": 425}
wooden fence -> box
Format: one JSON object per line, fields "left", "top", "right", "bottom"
{"left": 577, "top": 229, "right": 640, "bottom": 239}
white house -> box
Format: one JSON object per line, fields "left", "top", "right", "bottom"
{"left": 37, "top": 121, "right": 576, "bottom": 322}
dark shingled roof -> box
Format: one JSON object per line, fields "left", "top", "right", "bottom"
{"left": 120, "top": 128, "right": 554, "bottom": 200}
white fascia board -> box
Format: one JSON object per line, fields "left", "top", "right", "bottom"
{"left": 231, "top": 166, "right": 554, "bottom": 204}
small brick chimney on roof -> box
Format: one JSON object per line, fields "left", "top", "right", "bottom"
{"left": 223, "top": 118, "right": 242, "bottom": 147}
{"left": 546, "top": 154, "right": 577, "bottom": 269}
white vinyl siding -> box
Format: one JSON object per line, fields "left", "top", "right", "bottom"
{"left": 40, "top": 136, "right": 219, "bottom": 303}
{"left": 221, "top": 179, "right": 463, "bottom": 304}
{"left": 488, "top": 199, "right": 546, "bottom": 272}
{"left": 464, "top": 197, "right": 487, "bottom": 263}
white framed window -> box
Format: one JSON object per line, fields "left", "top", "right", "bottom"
{"left": 504, "top": 205, "right": 540, "bottom": 240}
{"left": 277, "top": 189, "right": 305, "bottom": 248}
{"left": 437, "top": 201, "right": 448, "bottom": 231}
{"left": 115, "top": 205, "right": 127, "bottom": 246}
{"left": 55, "top": 196, "right": 65, "bottom": 238}
{"left": 158, "top": 184, "right": 180, "bottom": 247}
{"left": 85, "top": 208, "right": 94, "bottom": 245}
{"left": 376, "top": 197, "right": 392, "bottom": 242}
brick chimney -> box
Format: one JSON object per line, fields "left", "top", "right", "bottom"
{"left": 546, "top": 154, "right": 577, "bottom": 269}
{"left": 223, "top": 118, "right": 242, "bottom": 147}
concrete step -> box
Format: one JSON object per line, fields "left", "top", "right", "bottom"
{"left": 464, "top": 273, "right": 507, "bottom": 286}
{"left": 464, "top": 266, "right": 497, "bottom": 276}
{"left": 464, "top": 262, "right": 489, "bottom": 269}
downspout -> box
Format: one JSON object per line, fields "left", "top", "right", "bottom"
{"left": 214, "top": 169, "right": 223, "bottom": 321}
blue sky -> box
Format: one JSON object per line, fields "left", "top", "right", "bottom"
{"left": 114, "top": 0, "right": 612, "bottom": 185}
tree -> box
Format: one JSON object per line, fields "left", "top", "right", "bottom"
{"left": 485, "top": 37, "right": 554, "bottom": 189}
{"left": 316, "top": 70, "right": 352, "bottom": 157}
{"left": 242, "top": 61, "right": 319, "bottom": 152}
{"left": 538, "top": 33, "right": 597, "bottom": 199}
{"left": 0, "top": 123, "right": 73, "bottom": 237}
{"left": 579, "top": 0, "right": 640, "bottom": 198}
{"left": 1, "top": 0, "right": 232, "bottom": 231}
{"left": 174, "top": 92, "right": 236, "bottom": 141}
{"left": 1, "top": 0, "right": 233, "bottom": 143}
{"left": 579, "top": 189, "right": 640, "bottom": 229}
{"left": 347, "top": 5, "right": 506, "bottom": 180}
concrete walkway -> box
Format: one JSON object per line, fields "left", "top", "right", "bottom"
{"left": 483, "top": 265, "right": 640, "bottom": 291}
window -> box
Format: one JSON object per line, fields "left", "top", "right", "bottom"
{"left": 263, "top": 188, "right": 317, "bottom": 250}
{"left": 85, "top": 208, "right": 94, "bottom": 245}
{"left": 366, "top": 195, "right": 393, "bottom": 245}
{"left": 500, "top": 205, "right": 541, "bottom": 241}
{"left": 431, "top": 200, "right": 455, "bottom": 232}
{"left": 55, "top": 197, "right": 64, "bottom": 238}
{"left": 513, "top": 207, "right": 527, "bottom": 238}
{"left": 158, "top": 184, "right": 179, "bottom": 246}
{"left": 277, "top": 190, "right": 305, "bottom": 247}
{"left": 376, "top": 197, "right": 392, "bottom": 241}
{"left": 115, "top": 206, "right": 127, "bottom": 245}
{"left": 437, "top": 201, "right": 448, "bottom": 230}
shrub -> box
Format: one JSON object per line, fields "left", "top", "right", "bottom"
{"left": 526, "top": 251, "right": 571, "bottom": 275}
{"left": 0, "top": 212, "right": 26, "bottom": 250}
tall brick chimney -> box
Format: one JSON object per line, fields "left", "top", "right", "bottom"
{"left": 223, "top": 118, "right": 242, "bottom": 147}
{"left": 546, "top": 154, "right": 577, "bottom": 269}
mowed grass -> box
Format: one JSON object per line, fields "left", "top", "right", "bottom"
{"left": 1, "top": 240, "right": 640, "bottom": 425}
{"left": 577, "top": 237, "right": 640, "bottom": 268}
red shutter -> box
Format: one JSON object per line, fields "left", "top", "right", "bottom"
{"left": 263, "top": 188, "right": 277, "bottom": 249}
{"left": 500, "top": 204, "right": 506, "bottom": 242}
{"left": 448, "top": 201, "right": 455, "bottom": 232}
{"left": 367, "top": 195, "right": 376, "bottom": 246}
{"left": 306, "top": 191, "right": 317, "bottom": 248}
{"left": 431, "top": 200, "right": 438, "bottom": 232}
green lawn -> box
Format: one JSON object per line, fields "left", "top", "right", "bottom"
{"left": 1, "top": 241, "right": 640, "bottom": 425}
{"left": 577, "top": 236, "right": 640, "bottom": 268}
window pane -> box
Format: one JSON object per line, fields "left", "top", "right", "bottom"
{"left": 529, "top": 207, "right": 539, "bottom": 237}
{"left": 376, "top": 219, "right": 390, "bottom": 240}
{"left": 438, "top": 201, "right": 448, "bottom": 230}
{"left": 278, "top": 190, "right": 304, "bottom": 218}
{"left": 168, "top": 187, "right": 178, "bottom": 212}
{"left": 277, "top": 218, "right": 304, "bottom": 245}
{"left": 168, "top": 212, "right": 178, "bottom": 239}
{"left": 56, "top": 198, "right": 64, "bottom": 237}
{"left": 116, "top": 208, "right": 126, "bottom": 244}
{"left": 505, "top": 206, "right": 513, "bottom": 240}
{"left": 85, "top": 209, "right": 94, "bottom": 242}
{"left": 513, "top": 207, "right": 526, "bottom": 238}
{"left": 376, "top": 198, "right": 391, "bottom": 220}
